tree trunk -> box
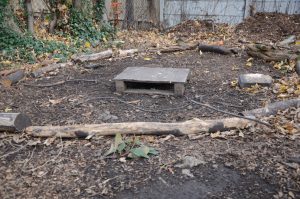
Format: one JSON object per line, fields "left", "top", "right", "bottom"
{"left": 148, "top": 0, "right": 157, "bottom": 25}
{"left": 25, "top": 0, "right": 34, "bottom": 34}
{"left": 72, "top": 0, "right": 82, "bottom": 10}
{"left": 123, "top": 0, "right": 134, "bottom": 29}
{"left": 49, "top": 11, "right": 58, "bottom": 34}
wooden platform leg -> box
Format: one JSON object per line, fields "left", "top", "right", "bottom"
{"left": 174, "top": 83, "right": 185, "bottom": 96}
{"left": 115, "top": 81, "right": 126, "bottom": 93}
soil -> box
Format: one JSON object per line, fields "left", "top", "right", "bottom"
{"left": 236, "top": 13, "right": 300, "bottom": 42}
{"left": 1, "top": 13, "right": 300, "bottom": 199}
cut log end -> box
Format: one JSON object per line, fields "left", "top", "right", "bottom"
{"left": 0, "top": 113, "right": 32, "bottom": 132}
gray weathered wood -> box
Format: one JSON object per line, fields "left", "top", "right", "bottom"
{"left": 73, "top": 49, "right": 113, "bottom": 63}
{"left": 0, "top": 113, "right": 32, "bottom": 132}
{"left": 114, "top": 67, "right": 190, "bottom": 83}
{"left": 31, "top": 62, "right": 73, "bottom": 78}
{"left": 26, "top": 117, "right": 252, "bottom": 138}
{"left": 6, "top": 70, "right": 25, "bottom": 84}
{"left": 243, "top": 99, "right": 300, "bottom": 118}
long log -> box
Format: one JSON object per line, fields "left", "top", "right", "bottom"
{"left": 26, "top": 117, "right": 252, "bottom": 138}
{"left": 73, "top": 49, "right": 113, "bottom": 63}
{"left": 31, "top": 62, "right": 73, "bottom": 78}
{"left": 246, "top": 44, "right": 297, "bottom": 62}
{"left": 0, "top": 113, "right": 32, "bottom": 132}
{"left": 148, "top": 43, "right": 198, "bottom": 54}
{"left": 198, "top": 44, "right": 232, "bottom": 55}
{"left": 243, "top": 98, "right": 300, "bottom": 118}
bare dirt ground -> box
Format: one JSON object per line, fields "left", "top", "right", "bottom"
{"left": 0, "top": 13, "right": 300, "bottom": 198}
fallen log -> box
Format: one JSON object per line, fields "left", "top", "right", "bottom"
{"left": 198, "top": 44, "right": 232, "bottom": 55}
{"left": 0, "top": 113, "right": 32, "bottom": 132}
{"left": 148, "top": 43, "right": 198, "bottom": 54}
{"left": 243, "top": 98, "right": 300, "bottom": 118}
{"left": 246, "top": 44, "right": 298, "bottom": 62}
{"left": 0, "top": 70, "right": 25, "bottom": 87}
{"left": 31, "top": 62, "right": 73, "bottom": 78}
{"left": 73, "top": 49, "right": 113, "bottom": 63}
{"left": 26, "top": 117, "right": 252, "bottom": 138}
{"left": 278, "top": 35, "right": 296, "bottom": 46}
{"left": 118, "top": 49, "right": 138, "bottom": 58}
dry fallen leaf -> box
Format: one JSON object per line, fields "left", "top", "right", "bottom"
{"left": 49, "top": 98, "right": 63, "bottom": 105}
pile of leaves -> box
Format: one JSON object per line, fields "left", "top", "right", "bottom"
{"left": 105, "top": 133, "right": 158, "bottom": 159}
{"left": 273, "top": 74, "right": 300, "bottom": 99}
{"left": 236, "top": 12, "right": 300, "bottom": 42}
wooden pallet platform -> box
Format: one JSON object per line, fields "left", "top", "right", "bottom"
{"left": 114, "top": 67, "right": 190, "bottom": 96}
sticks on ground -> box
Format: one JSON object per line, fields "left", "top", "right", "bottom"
{"left": 189, "top": 99, "right": 272, "bottom": 127}
{"left": 30, "top": 62, "right": 73, "bottom": 78}
{"left": 23, "top": 79, "right": 100, "bottom": 88}
{"left": 242, "top": 98, "right": 300, "bottom": 118}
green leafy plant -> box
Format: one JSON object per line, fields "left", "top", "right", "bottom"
{"left": 105, "top": 133, "right": 158, "bottom": 159}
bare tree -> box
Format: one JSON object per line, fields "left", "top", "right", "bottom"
{"left": 123, "top": 0, "right": 134, "bottom": 29}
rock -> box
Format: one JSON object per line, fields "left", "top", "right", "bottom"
{"left": 98, "top": 111, "right": 118, "bottom": 121}
{"left": 175, "top": 156, "right": 206, "bottom": 169}
{"left": 182, "top": 169, "right": 194, "bottom": 178}
{"left": 238, "top": 73, "right": 273, "bottom": 88}
{"left": 296, "top": 60, "right": 300, "bottom": 75}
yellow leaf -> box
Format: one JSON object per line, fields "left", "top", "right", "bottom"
{"left": 144, "top": 57, "right": 152, "bottom": 61}
{"left": 84, "top": 41, "right": 91, "bottom": 48}
{"left": 4, "top": 107, "right": 12, "bottom": 112}
{"left": 102, "top": 37, "right": 107, "bottom": 43}
{"left": 1, "top": 60, "right": 11, "bottom": 65}
{"left": 279, "top": 84, "right": 288, "bottom": 93}
{"left": 230, "top": 80, "right": 237, "bottom": 87}
{"left": 246, "top": 62, "right": 252, "bottom": 67}
{"left": 0, "top": 79, "right": 12, "bottom": 88}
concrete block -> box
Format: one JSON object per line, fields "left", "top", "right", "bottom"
{"left": 238, "top": 73, "right": 273, "bottom": 88}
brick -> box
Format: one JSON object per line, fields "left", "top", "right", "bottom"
{"left": 238, "top": 73, "right": 273, "bottom": 88}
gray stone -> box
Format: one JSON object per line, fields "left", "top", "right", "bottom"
{"left": 175, "top": 156, "right": 206, "bottom": 169}
{"left": 98, "top": 111, "right": 118, "bottom": 121}
{"left": 296, "top": 60, "right": 300, "bottom": 75}
{"left": 238, "top": 73, "right": 273, "bottom": 88}
{"left": 182, "top": 169, "right": 194, "bottom": 178}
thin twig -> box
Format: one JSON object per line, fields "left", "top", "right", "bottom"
{"left": 0, "top": 144, "right": 28, "bottom": 160}
{"left": 86, "top": 96, "right": 189, "bottom": 113}
{"left": 214, "top": 101, "right": 244, "bottom": 109}
{"left": 189, "top": 98, "right": 273, "bottom": 127}
{"left": 24, "top": 137, "right": 63, "bottom": 172}
{"left": 23, "top": 79, "right": 101, "bottom": 88}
